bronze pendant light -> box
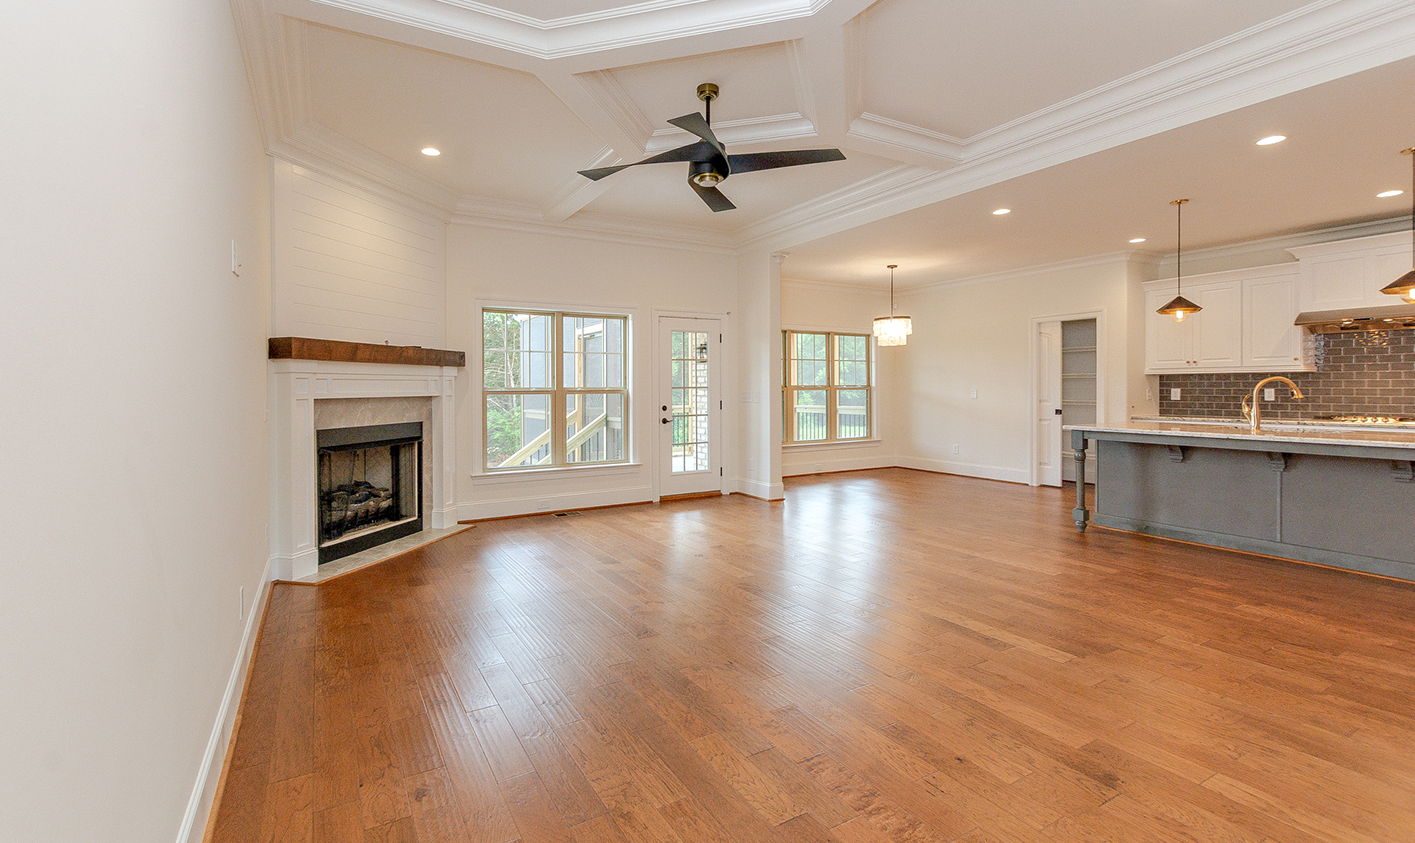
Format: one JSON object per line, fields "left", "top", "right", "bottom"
{"left": 1156, "top": 198, "right": 1201, "bottom": 321}
{"left": 1379, "top": 147, "right": 1415, "bottom": 302}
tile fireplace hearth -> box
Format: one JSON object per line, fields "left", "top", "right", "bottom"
{"left": 269, "top": 338, "right": 464, "bottom": 581}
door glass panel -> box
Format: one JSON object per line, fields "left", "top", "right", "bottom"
{"left": 670, "top": 331, "right": 710, "bottom": 473}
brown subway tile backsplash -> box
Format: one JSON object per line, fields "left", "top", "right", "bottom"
{"left": 1158, "top": 328, "right": 1415, "bottom": 420}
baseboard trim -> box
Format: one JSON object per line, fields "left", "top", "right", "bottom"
{"left": 736, "top": 479, "right": 784, "bottom": 501}
{"left": 180, "top": 556, "right": 275, "bottom": 843}
{"left": 457, "top": 485, "right": 656, "bottom": 521}
{"left": 895, "top": 456, "right": 1029, "bottom": 485}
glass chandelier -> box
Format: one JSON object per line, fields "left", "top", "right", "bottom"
{"left": 872, "top": 264, "right": 912, "bottom": 346}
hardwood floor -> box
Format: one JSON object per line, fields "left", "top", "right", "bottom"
{"left": 208, "top": 468, "right": 1415, "bottom": 843}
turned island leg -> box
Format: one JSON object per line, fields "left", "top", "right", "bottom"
{"left": 1071, "top": 430, "right": 1089, "bottom": 533}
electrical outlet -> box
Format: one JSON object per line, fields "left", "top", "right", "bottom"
{"left": 952, "top": 444, "right": 960, "bottom": 454}
{"left": 1170, "top": 388, "right": 1181, "bottom": 401}
{"left": 535, "top": 499, "right": 550, "bottom": 510}
{"left": 238, "top": 586, "right": 244, "bottom": 621}
{"left": 1264, "top": 388, "right": 1276, "bottom": 401}
{"left": 970, "top": 390, "right": 978, "bottom": 399}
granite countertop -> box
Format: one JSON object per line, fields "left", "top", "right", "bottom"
{"left": 1064, "top": 418, "right": 1415, "bottom": 450}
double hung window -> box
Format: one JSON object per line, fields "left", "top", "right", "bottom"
{"left": 783, "top": 331, "right": 872, "bottom": 444}
{"left": 483, "top": 310, "right": 628, "bottom": 470}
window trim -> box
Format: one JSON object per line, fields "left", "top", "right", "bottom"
{"left": 782, "top": 329, "right": 874, "bottom": 445}
{"left": 482, "top": 308, "right": 631, "bottom": 471}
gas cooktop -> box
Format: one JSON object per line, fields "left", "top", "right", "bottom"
{"left": 1313, "top": 414, "right": 1415, "bottom": 426}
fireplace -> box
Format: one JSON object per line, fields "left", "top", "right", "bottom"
{"left": 269, "top": 338, "right": 462, "bottom": 581}
{"left": 316, "top": 422, "right": 423, "bottom": 563}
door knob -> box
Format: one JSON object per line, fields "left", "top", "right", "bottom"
{"left": 661, "top": 417, "right": 671, "bottom": 424}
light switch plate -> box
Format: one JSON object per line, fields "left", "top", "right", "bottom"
{"left": 1170, "top": 388, "right": 1181, "bottom": 401}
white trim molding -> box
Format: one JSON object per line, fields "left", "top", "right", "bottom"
{"left": 177, "top": 555, "right": 275, "bottom": 843}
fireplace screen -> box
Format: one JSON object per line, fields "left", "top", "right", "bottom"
{"left": 317, "top": 422, "right": 422, "bottom": 563}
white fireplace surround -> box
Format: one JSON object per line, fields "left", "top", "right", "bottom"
{"left": 270, "top": 359, "right": 459, "bottom": 581}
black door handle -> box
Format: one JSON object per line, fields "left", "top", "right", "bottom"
{"left": 1055, "top": 408, "right": 1063, "bottom": 415}
{"left": 661, "top": 417, "right": 671, "bottom": 424}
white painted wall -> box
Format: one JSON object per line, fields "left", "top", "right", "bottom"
{"left": 445, "top": 223, "right": 739, "bottom": 517}
{"left": 892, "top": 256, "right": 1150, "bottom": 483}
{"left": 271, "top": 160, "right": 446, "bottom": 346}
{"left": 0, "top": 1, "right": 271, "bottom": 842}
{"left": 780, "top": 278, "right": 901, "bottom": 476}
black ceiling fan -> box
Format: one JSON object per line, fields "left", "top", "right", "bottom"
{"left": 577, "top": 83, "right": 846, "bottom": 212}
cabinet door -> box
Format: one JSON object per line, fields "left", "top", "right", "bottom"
{"left": 1244, "top": 273, "right": 1306, "bottom": 369}
{"left": 1145, "top": 287, "right": 1195, "bottom": 371}
{"left": 1193, "top": 282, "right": 1242, "bottom": 367}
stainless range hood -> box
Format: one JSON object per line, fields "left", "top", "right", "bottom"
{"left": 1294, "top": 303, "right": 1415, "bottom": 331}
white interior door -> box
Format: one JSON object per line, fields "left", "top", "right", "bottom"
{"left": 659, "top": 317, "right": 722, "bottom": 497}
{"left": 1035, "top": 320, "right": 1062, "bottom": 487}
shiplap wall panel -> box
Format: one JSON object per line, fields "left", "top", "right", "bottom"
{"left": 272, "top": 161, "right": 445, "bottom": 346}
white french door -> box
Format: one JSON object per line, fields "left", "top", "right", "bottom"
{"left": 658, "top": 317, "right": 722, "bottom": 497}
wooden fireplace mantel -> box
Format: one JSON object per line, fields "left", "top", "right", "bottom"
{"left": 268, "top": 337, "right": 465, "bottom": 368}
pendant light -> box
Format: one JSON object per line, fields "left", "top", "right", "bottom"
{"left": 1379, "top": 147, "right": 1415, "bottom": 302}
{"left": 1156, "top": 198, "right": 1201, "bottom": 321}
{"left": 873, "top": 264, "right": 912, "bottom": 346}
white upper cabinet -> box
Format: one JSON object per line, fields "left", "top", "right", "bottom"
{"left": 1143, "top": 264, "right": 1309, "bottom": 374}
{"left": 1244, "top": 270, "right": 1307, "bottom": 369}
{"left": 1288, "top": 231, "right": 1414, "bottom": 312}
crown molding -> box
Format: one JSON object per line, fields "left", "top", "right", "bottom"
{"left": 750, "top": 0, "right": 1415, "bottom": 252}
{"left": 845, "top": 113, "right": 965, "bottom": 165}
{"left": 645, "top": 112, "right": 819, "bottom": 153}
{"left": 296, "top": 0, "right": 832, "bottom": 59}
{"left": 1154, "top": 214, "right": 1414, "bottom": 272}
{"left": 904, "top": 251, "right": 1140, "bottom": 296}
{"left": 451, "top": 195, "right": 736, "bottom": 253}
{"left": 781, "top": 275, "right": 882, "bottom": 293}
{"left": 282, "top": 124, "right": 461, "bottom": 212}
{"left": 575, "top": 70, "right": 656, "bottom": 153}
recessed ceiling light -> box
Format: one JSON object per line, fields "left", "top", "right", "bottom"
{"left": 1377, "top": 189, "right": 1404, "bottom": 198}
{"left": 992, "top": 208, "right": 1011, "bottom": 215}
{"left": 421, "top": 147, "right": 441, "bottom": 157}
{"left": 1255, "top": 135, "right": 1286, "bottom": 146}
{"left": 1129, "top": 238, "right": 1147, "bottom": 244}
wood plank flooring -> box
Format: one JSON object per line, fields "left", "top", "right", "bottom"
{"left": 208, "top": 469, "right": 1415, "bottom": 843}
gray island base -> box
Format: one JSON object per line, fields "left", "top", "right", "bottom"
{"left": 1067, "top": 421, "right": 1415, "bottom": 582}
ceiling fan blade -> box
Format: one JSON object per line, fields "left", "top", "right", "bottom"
{"left": 726, "top": 148, "right": 846, "bottom": 174}
{"left": 667, "top": 112, "right": 724, "bottom": 155}
{"left": 689, "top": 182, "right": 736, "bottom": 212}
{"left": 578, "top": 140, "right": 714, "bottom": 180}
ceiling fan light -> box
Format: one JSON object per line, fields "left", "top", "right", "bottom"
{"left": 690, "top": 170, "right": 723, "bottom": 187}
{"left": 873, "top": 316, "right": 912, "bottom": 346}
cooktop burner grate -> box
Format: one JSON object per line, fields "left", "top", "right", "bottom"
{"left": 1314, "top": 414, "right": 1415, "bottom": 425}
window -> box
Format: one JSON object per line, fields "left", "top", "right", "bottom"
{"left": 483, "top": 310, "right": 628, "bottom": 470}
{"left": 783, "top": 331, "right": 872, "bottom": 444}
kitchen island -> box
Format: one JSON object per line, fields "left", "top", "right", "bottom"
{"left": 1066, "top": 419, "right": 1415, "bottom": 581}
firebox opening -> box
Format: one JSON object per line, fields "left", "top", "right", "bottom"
{"left": 317, "top": 422, "right": 423, "bottom": 564}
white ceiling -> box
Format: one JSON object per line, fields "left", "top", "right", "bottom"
{"left": 235, "top": 0, "right": 1415, "bottom": 280}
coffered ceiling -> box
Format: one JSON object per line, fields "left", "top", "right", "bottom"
{"left": 232, "top": 0, "right": 1415, "bottom": 281}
